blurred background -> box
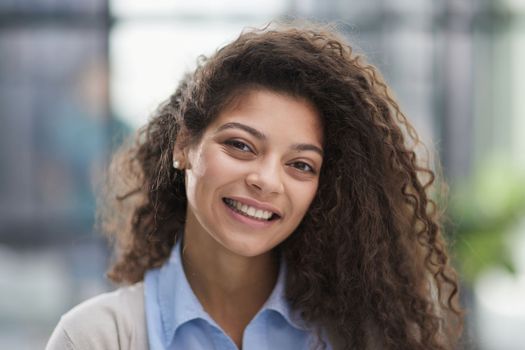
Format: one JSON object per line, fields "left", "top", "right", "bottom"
{"left": 1, "top": 0, "right": 524, "bottom": 348}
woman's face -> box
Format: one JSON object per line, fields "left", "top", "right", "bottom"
{"left": 180, "top": 89, "right": 323, "bottom": 258}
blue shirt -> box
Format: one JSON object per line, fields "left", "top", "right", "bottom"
{"left": 144, "top": 238, "right": 330, "bottom": 349}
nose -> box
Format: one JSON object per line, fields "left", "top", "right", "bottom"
{"left": 245, "top": 157, "right": 284, "bottom": 195}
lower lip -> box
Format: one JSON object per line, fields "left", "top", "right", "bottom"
{"left": 223, "top": 200, "right": 277, "bottom": 229}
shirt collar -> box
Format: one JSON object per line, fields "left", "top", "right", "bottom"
{"left": 157, "top": 238, "right": 308, "bottom": 345}
{"left": 259, "top": 257, "right": 309, "bottom": 331}
{"left": 157, "top": 238, "right": 210, "bottom": 345}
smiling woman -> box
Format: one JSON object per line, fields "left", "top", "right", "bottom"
{"left": 180, "top": 90, "right": 323, "bottom": 261}
{"left": 47, "top": 22, "right": 464, "bottom": 350}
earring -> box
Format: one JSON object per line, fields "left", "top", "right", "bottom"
{"left": 173, "top": 160, "right": 181, "bottom": 169}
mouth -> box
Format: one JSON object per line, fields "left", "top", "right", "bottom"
{"left": 222, "top": 198, "right": 281, "bottom": 222}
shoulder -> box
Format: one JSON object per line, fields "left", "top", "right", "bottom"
{"left": 46, "top": 283, "right": 148, "bottom": 350}
{"left": 59, "top": 282, "right": 145, "bottom": 329}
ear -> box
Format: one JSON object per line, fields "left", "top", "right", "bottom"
{"left": 173, "top": 130, "right": 191, "bottom": 170}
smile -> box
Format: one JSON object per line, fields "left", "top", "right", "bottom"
{"left": 223, "top": 198, "right": 279, "bottom": 221}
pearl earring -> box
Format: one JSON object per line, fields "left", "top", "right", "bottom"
{"left": 173, "top": 160, "right": 180, "bottom": 169}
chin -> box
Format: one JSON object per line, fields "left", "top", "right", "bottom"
{"left": 221, "top": 238, "right": 275, "bottom": 258}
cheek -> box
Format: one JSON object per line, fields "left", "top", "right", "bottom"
{"left": 185, "top": 150, "right": 211, "bottom": 203}
{"left": 289, "top": 180, "right": 319, "bottom": 218}
{"left": 186, "top": 147, "right": 240, "bottom": 196}
{"left": 199, "top": 149, "right": 238, "bottom": 181}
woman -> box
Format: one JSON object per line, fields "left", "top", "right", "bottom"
{"left": 47, "top": 22, "right": 463, "bottom": 350}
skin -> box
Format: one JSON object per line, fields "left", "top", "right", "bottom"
{"left": 174, "top": 89, "right": 324, "bottom": 349}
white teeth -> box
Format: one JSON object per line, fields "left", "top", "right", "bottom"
{"left": 225, "top": 198, "right": 274, "bottom": 220}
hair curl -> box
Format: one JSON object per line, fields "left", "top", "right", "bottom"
{"left": 99, "top": 22, "right": 463, "bottom": 350}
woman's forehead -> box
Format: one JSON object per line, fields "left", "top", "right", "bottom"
{"left": 211, "top": 89, "right": 324, "bottom": 145}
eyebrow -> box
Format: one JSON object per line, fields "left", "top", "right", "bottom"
{"left": 217, "top": 122, "right": 266, "bottom": 140}
{"left": 215, "top": 122, "right": 324, "bottom": 157}
{"left": 290, "top": 143, "right": 324, "bottom": 157}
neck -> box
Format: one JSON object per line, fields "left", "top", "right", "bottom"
{"left": 181, "top": 233, "right": 279, "bottom": 307}
{"left": 180, "top": 228, "right": 279, "bottom": 328}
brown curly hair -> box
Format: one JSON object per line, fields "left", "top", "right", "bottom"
{"left": 99, "top": 22, "right": 463, "bottom": 350}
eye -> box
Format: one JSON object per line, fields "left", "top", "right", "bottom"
{"left": 224, "top": 139, "right": 253, "bottom": 153}
{"left": 290, "top": 161, "right": 316, "bottom": 174}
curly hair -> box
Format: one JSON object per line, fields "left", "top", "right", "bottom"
{"left": 99, "top": 22, "right": 463, "bottom": 350}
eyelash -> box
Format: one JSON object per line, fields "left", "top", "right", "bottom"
{"left": 224, "top": 139, "right": 316, "bottom": 174}
{"left": 225, "top": 139, "right": 253, "bottom": 153}
{"left": 291, "top": 161, "right": 315, "bottom": 174}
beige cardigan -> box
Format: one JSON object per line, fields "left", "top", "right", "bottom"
{"left": 46, "top": 283, "right": 148, "bottom": 350}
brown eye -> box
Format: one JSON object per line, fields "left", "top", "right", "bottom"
{"left": 225, "top": 140, "right": 253, "bottom": 153}
{"left": 291, "top": 161, "right": 315, "bottom": 174}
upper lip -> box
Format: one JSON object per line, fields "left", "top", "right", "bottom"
{"left": 225, "top": 196, "right": 282, "bottom": 217}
